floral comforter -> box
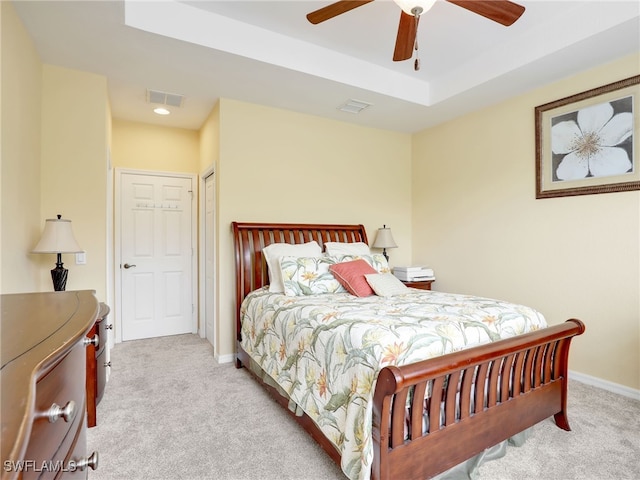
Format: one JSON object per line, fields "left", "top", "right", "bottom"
{"left": 239, "top": 287, "right": 547, "bottom": 480}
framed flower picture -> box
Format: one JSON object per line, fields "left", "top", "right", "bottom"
{"left": 535, "top": 75, "right": 640, "bottom": 198}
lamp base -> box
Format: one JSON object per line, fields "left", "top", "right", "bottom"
{"left": 51, "top": 267, "right": 68, "bottom": 291}
{"left": 51, "top": 254, "right": 68, "bottom": 291}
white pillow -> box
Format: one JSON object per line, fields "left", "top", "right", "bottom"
{"left": 263, "top": 241, "right": 322, "bottom": 293}
{"left": 333, "top": 254, "right": 390, "bottom": 274}
{"left": 324, "top": 242, "right": 371, "bottom": 256}
{"left": 365, "top": 273, "right": 410, "bottom": 297}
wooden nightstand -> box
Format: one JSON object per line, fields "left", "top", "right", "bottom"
{"left": 402, "top": 279, "right": 434, "bottom": 291}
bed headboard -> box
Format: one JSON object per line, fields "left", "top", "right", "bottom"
{"left": 231, "top": 222, "right": 368, "bottom": 341}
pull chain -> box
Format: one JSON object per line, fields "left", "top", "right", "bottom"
{"left": 413, "top": 12, "right": 420, "bottom": 71}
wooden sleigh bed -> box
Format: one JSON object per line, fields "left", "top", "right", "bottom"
{"left": 232, "top": 222, "right": 585, "bottom": 480}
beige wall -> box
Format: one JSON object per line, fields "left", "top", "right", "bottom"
{"left": 412, "top": 54, "right": 640, "bottom": 390}
{"left": 1, "top": 2, "right": 110, "bottom": 300}
{"left": 198, "top": 101, "right": 219, "bottom": 175}
{"left": 1, "top": 1, "right": 42, "bottom": 293}
{"left": 40, "top": 65, "right": 109, "bottom": 299}
{"left": 211, "top": 98, "right": 413, "bottom": 357}
{"left": 111, "top": 119, "right": 200, "bottom": 173}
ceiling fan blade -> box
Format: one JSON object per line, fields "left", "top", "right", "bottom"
{"left": 446, "top": 0, "right": 525, "bottom": 26}
{"left": 393, "top": 11, "right": 417, "bottom": 62}
{"left": 306, "top": 0, "right": 374, "bottom": 25}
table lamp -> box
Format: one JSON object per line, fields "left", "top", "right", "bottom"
{"left": 372, "top": 225, "right": 398, "bottom": 261}
{"left": 33, "top": 214, "right": 83, "bottom": 291}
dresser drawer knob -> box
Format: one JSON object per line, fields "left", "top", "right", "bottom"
{"left": 83, "top": 334, "right": 99, "bottom": 347}
{"left": 105, "top": 324, "right": 113, "bottom": 329}
{"left": 46, "top": 400, "right": 76, "bottom": 423}
{"left": 76, "top": 451, "right": 99, "bottom": 471}
{"left": 104, "top": 361, "right": 112, "bottom": 368}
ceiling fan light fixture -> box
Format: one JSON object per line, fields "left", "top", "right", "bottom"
{"left": 393, "top": 0, "right": 436, "bottom": 16}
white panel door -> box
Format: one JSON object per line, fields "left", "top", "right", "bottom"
{"left": 120, "top": 173, "right": 194, "bottom": 341}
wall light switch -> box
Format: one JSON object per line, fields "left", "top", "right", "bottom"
{"left": 76, "top": 252, "right": 87, "bottom": 265}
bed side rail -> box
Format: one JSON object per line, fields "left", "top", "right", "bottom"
{"left": 371, "top": 319, "right": 585, "bottom": 480}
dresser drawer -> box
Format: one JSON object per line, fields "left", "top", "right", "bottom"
{"left": 85, "top": 322, "right": 98, "bottom": 429}
{"left": 24, "top": 343, "right": 86, "bottom": 478}
{"left": 34, "top": 409, "right": 86, "bottom": 480}
{"left": 86, "top": 302, "right": 110, "bottom": 428}
{"left": 49, "top": 411, "right": 93, "bottom": 480}
{"left": 97, "top": 315, "right": 108, "bottom": 356}
{"left": 95, "top": 347, "right": 107, "bottom": 407}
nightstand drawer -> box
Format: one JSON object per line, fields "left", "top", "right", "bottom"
{"left": 403, "top": 279, "right": 434, "bottom": 290}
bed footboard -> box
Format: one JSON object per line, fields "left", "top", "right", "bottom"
{"left": 371, "top": 319, "right": 585, "bottom": 480}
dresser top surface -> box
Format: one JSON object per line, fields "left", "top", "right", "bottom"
{"left": 1, "top": 291, "right": 96, "bottom": 369}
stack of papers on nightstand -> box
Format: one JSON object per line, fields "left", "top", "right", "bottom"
{"left": 393, "top": 266, "right": 435, "bottom": 282}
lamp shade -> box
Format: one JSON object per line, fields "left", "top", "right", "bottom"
{"left": 33, "top": 215, "right": 82, "bottom": 254}
{"left": 393, "top": 0, "right": 437, "bottom": 16}
{"left": 372, "top": 226, "right": 398, "bottom": 250}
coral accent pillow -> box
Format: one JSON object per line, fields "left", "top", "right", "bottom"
{"left": 329, "top": 259, "right": 377, "bottom": 297}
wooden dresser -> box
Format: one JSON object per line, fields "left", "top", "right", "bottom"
{"left": 85, "top": 302, "right": 110, "bottom": 428}
{"left": 1, "top": 291, "right": 100, "bottom": 479}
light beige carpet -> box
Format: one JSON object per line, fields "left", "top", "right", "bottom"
{"left": 87, "top": 334, "right": 640, "bottom": 480}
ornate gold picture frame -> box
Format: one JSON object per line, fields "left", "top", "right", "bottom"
{"left": 535, "top": 75, "right": 640, "bottom": 199}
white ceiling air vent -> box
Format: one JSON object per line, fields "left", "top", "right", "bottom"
{"left": 146, "top": 89, "right": 184, "bottom": 108}
{"left": 337, "top": 99, "right": 372, "bottom": 114}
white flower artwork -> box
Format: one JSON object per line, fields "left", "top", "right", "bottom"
{"left": 535, "top": 75, "right": 640, "bottom": 198}
{"left": 550, "top": 97, "right": 633, "bottom": 182}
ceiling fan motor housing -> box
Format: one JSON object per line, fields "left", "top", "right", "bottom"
{"left": 394, "top": 0, "right": 437, "bottom": 16}
{"left": 307, "top": 0, "right": 526, "bottom": 65}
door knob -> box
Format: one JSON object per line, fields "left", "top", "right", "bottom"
{"left": 123, "top": 263, "right": 136, "bottom": 269}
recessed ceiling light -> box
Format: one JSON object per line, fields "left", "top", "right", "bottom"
{"left": 154, "top": 107, "right": 170, "bottom": 115}
{"left": 337, "top": 99, "right": 372, "bottom": 114}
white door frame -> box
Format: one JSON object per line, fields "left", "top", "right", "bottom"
{"left": 105, "top": 150, "right": 114, "bottom": 380}
{"left": 114, "top": 168, "right": 198, "bottom": 343}
{"left": 198, "top": 166, "right": 215, "bottom": 346}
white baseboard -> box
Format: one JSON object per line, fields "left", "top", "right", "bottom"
{"left": 570, "top": 370, "right": 640, "bottom": 400}
{"left": 216, "top": 352, "right": 236, "bottom": 365}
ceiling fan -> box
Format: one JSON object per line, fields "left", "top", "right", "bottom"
{"left": 307, "top": 0, "right": 526, "bottom": 70}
